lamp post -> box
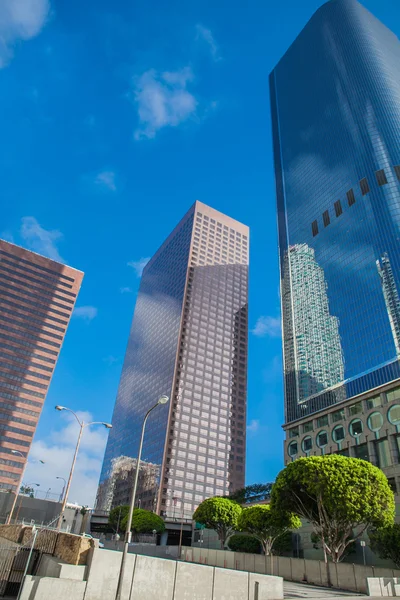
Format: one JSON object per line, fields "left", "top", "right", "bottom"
{"left": 56, "top": 477, "right": 66, "bottom": 503}
{"left": 115, "top": 394, "right": 169, "bottom": 600}
{"left": 6, "top": 452, "right": 44, "bottom": 525}
{"left": 54, "top": 406, "right": 112, "bottom": 530}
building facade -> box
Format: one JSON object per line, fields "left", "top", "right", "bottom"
{"left": 96, "top": 201, "right": 248, "bottom": 519}
{"left": 270, "top": 0, "right": 400, "bottom": 476}
{"left": 0, "top": 239, "right": 83, "bottom": 490}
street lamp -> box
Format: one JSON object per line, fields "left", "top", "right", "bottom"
{"left": 6, "top": 452, "right": 44, "bottom": 525}
{"left": 55, "top": 406, "right": 112, "bottom": 529}
{"left": 115, "top": 394, "right": 169, "bottom": 600}
{"left": 56, "top": 477, "right": 66, "bottom": 503}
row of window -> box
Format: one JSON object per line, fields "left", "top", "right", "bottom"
{"left": 0, "top": 322, "right": 61, "bottom": 349}
{"left": 0, "top": 369, "right": 48, "bottom": 390}
{"left": 0, "top": 422, "right": 33, "bottom": 437}
{"left": 0, "top": 391, "right": 41, "bottom": 408}
{"left": 0, "top": 380, "right": 45, "bottom": 399}
{"left": 0, "top": 313, "right": 63, "bottom": 341}
{"left": 0, "top": 332, "right": 58, "bottom": 357}
{"left": 289, "top": 404, "right": 400, "bottom": 456}
{"left": 311, "top": 165, "right": 400, "bottom": 237}
{"left": 289, "top": 388, "right": 400, "bottom": 437}
{"left": 0, "top": 341, "right": 55, "bottom": 366}
{"left": 0, "top": 357, "right": 50, "bottom": 381}
{"left": 0, "top": 284, "right": 71, "bottom": 320}
{"left": 0, "top": 280, "right": 73, "bottom": 313}
{"left": 0, "top": 434, "right": 30, "bottom": 447}
{"left": 0, "top": 249, "right": 75, "bottom": 283}
{"left": 0, "top": 400, "right": 39, "bottom": 418}
{"left": 0, "top": 263, "right": 76, "bottom": 297}
{"left": 0, "top": 306, "right": 66, "bottom": 333}
{"left": 0, "top": 298, "right": 68, "bottom": 327}
{"left": 0, "top": 271, "right": 75, "bottom": 306}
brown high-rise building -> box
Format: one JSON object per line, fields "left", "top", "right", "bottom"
{"left": 0, "top": 239, "right": 83, "bottom": 491}
{"left": 97, "top": 201, "right": 248, "bottom": 520}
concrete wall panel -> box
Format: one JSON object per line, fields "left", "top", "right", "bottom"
{"left": 20, "top": 576, "right": 85, "bottom": 600}
{"left": 130, "top": 555, "right": 176, "bottom": 600}
{"left": 213, "top": 567, "right": 248, "bottom": 600}
{"left": 248, "top": 573, "right": 284, "bottom": 600}
{"left": 174, "top": 562, "right": 214, "bottom": 600}
{"left": 85, "top": 548, "right": 135, "bottom": 600}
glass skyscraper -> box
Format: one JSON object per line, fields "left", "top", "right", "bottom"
{"left": 271, "top": 0, "right": 400, "bottom": 432}
{"left": 96, "top": 202, "right": 248, "bottom": 519}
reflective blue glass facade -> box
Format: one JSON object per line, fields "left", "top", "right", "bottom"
{"left": 270, "top": 0, "right": 400, "bottom": 424}
{"left": 96, "top": 202, "right": 249, "bottom": 518}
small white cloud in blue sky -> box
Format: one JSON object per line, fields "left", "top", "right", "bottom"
{"left": 128, "top": 257, "right": 150, "bottom": 277}
{"left": 73, "top": 306, "right": 98, "bottom": 321}
{"left": 247, "top": 419, "right": 260, "bottom": 435}
{"left": 252, "top": 315, "right": 281, "bottom": 338}
{"left": 0, "top": 0, "right": 50, "bottom": 68}
{"left": 195, "top": 24, "right": 221, "bottom": 62}
{"left": 94, "top": 170, "right": 117, "bottom": 192}
{"left": 120, "top": 286, "right": 133, "bottom": 294}
{"left": 20, "top": 216, "right": 64, "bottom": 263}
{"left": 133, "top": 68, "right": 197, "bottom": 140}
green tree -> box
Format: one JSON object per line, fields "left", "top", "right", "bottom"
{"left": 193, "top": 497, "right": 242, "bottom": 548}
{"left": 228, "top": 534, "right": 261, "bottom": 554}
{"left": 108, "top": 505, "right": 130, "bottom": 532}
{"left": 121, "top": 508, "right": 165, "bottom": 534}
{"left": 370, "top": 524, "right": 400, "bottom": 568}
{"left": 271, "top": 456, "right": 395, "bottom": 563}
{"left": 238, "top": 504, "right": 301, "bottom": 555}
{"left": 229, "top": 483, "right": 274, "bottom": 505}
{"left": 272, "top": 531, "right": 293, "bottom": 556}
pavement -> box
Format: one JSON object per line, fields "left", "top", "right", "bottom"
{"left": 284, "top": 581, "right": 382, "bottom": 599}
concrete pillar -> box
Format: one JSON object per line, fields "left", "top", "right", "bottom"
{"left": 160, "top": 531, "right": 168, "bottom": 546}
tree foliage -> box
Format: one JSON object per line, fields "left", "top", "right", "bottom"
{"left": 370, "top": 525, "right": 400, "bottom": 568}
{"left": 228, "top": 534, "right": 261, "bottom": 554}
{"left": 229, "top": 483, "right": 274, "bottom": 505}
{"left": 238, "top": 504, "right": 301, "bottom": 555}
{"left": 271, "top": 456, "right": 395, "bottom": 563}
{"left": 272, "top": 531, "right": 293, "bottom": 556}
{"left": 108, "top": 505, "right": 130, "bottom": 531}
{"left": 121, "top": 508, "right": 165, "bottom": 534}
{"left": 193, "top": 497, "right": 242, "bottom": 547}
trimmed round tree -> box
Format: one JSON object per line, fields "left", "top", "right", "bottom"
{"left": 121, "top": 508, "right": 165, "bottom": 534}
{"left": 193, "top": 497, "right": 242, "bottom": 548}
{"left": 271, "top": 455, "right": 395, "bottom": 563}
{"left": 108, "top": 505, "right": 130, "bottom": 531}
{"left": 238, "top": 504, "right": 301, "bottom": 555}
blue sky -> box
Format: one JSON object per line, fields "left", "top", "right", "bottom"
{"left": 1, "top": 0, "right": 399, "bottom": 505}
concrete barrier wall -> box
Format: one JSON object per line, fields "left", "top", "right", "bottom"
{"left": 20, "top": 576, "right": 86, "bottom": 600}
{"left": 83, "top": 548, "right": 283, "bottom": 600}
{"left": 180, "top": 546, "right": 400, "bottom": 594}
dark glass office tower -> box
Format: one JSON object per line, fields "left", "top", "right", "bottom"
{"left": 270, "top": 0, "right": 400, "bottom": 448}
{"left": 97, "top": 202, "right": 249, "bottom": 519}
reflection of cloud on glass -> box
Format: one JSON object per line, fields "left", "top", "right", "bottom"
{"left": 282, "top": 243, "right": 344, "bottom": 405}
{"left": 376, "top": 253, "right": 400, "bottom": 357}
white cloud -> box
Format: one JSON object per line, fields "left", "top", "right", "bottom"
{"left": 94, "top": 170, "right": 117, "bottom": 192}
{"left": 73, "top": 306, "right": 98, "bottom": 321}
{"left": 24, "top": 410, "right": 109, "bottom": 507}
{"left": 0, "top": 0, "right": 50, "bottom": 68}
{"left": 128, "top": 257, "right": 150, "bottom": 277}
{"left": 252, "top": 315, "right": 281, "bottom": 338}
{"left": 247, "top": 419, "right": 260, "bottom": 435}
{"left": 195, "top": 24, "right": 221, "bottom": 62}
{"left": 133, "top": 67, "right": 197, "bottom": 140}
{"left": 20, "top": 216, "right": 64, "bottom": 263}
{"left": 120, "top": 286, "right": 132, "bottom": 294}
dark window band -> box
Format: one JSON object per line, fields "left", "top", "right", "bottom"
{"left": 0, "top": 281, "right": 74, "bottom": 312}
{"left": 0, "top": 369, "right": 48, "bottom": 390}
{"left": 0, "top": 314, "right": 63, "bottom": 341}
{"left": 0, "top": 334, "right": 57, "bottom": 361}
{"left": 0, "top": 306, "right": 65, "bottom": 333}
{"left": 0, "top": 271, "right": 75, "bottom": 305}
{"left": 0, "top": 263, "right": 76, "bottom": 297}
{"left": 0, "top": 250, "right": 75, "bottom": 282}
{"left": 0, "top": 286, "right": 70, "bottom": 319}
{"left": 0, "top": 326, "right": 60, "bottom": 351}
